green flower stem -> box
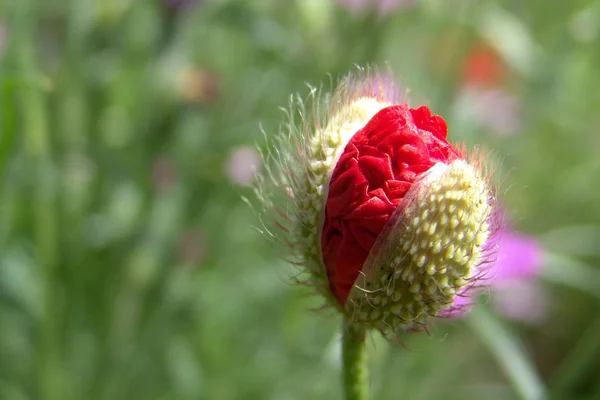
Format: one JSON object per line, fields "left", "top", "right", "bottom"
{"left": 342, "top": 318, "right": 369, "bottom": 400}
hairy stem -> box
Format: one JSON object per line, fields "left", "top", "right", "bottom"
{"left": 342, "top": 319, "right": 369, "bottom": 400}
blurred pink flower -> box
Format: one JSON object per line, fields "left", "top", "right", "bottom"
{"left": 489, "top": 231, "right": 548, "bottom": 324}
{"left": 489, "top": 231, "right": 542, "bottom": 283}
{"left": 492, "top": 279, "right": 548, "bottom": 325}
{"left": 224, "top": 145, "right": 261, "bottom": 186}
{"left": 335, "top": 0, "right": 416, "bottom": 13}
{"left": 450, "top": 229, "right": 547, "bottom": 324}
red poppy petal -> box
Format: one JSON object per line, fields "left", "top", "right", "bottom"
{"left": 321, "top": 104, "right": 462, "bottom": 305}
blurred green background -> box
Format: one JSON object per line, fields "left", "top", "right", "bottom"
{"left": 1, "top": 0, "right": 600, "bottom": 399}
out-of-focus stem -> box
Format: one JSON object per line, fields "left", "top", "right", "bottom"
{"left": 342, "top": 318, "right": 369, "bottom": 400}
{"left": 13, "top": 1, "right": 61, "bottom": 398}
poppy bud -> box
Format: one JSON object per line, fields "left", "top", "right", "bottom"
{"left": 257, "top": 69, "right": 497, "bottom": 336}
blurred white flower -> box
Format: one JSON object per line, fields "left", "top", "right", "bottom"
{"left": 224, "top": 145, "right": 261, "bottom": 186}
{"left": 476, "top": 4, "right": 537, "bottom": 77}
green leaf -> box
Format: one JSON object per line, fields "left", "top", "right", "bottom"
{"left": 467, "top": 308, "right": 547, "bottom": 400}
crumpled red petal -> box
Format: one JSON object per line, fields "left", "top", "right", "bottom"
{"left": 321, "top": 104, "right": 463, "bottom": 305}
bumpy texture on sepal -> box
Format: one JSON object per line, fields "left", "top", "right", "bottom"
{"left": 346, "top": 160, "right": 493, "bottom": 334}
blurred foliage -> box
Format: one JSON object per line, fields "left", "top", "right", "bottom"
{"left": 0, "top": 0, "right": 600, "bottom": 399}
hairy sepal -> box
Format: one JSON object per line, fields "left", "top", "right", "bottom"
{"left": 254, "top": 68, "right": 400, "bottom": 311}
{"left": 345, "top": 159, "right": 494, "bottom": 335}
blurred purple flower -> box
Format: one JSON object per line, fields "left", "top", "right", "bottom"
{"left": 489, "top": 230, "right": 542, "bottom": 283}
{"left": 224, "top": 145, "right": 261, "bottom": 187}
{"left": 454, "top": 84, "right": 523, "bottom": 136}
{"left": 489, "top": 231, "right": 548, "bottom": 324}
{"left": 493, "top": 279, "right": 548, "bottom": 325}
{"left": 335, "top": 0, "right": 416, "bottom": 14}
{"left": 449, "top": 229, "right": 546, "bottom": 324}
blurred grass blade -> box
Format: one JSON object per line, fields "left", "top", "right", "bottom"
{"left": 0, "top": 79, "right": 17, "bottom": 181}
{"left": 12, "top": 0, "right": 62, "bottom": 397}
{"left": 550, "top": 314, "right": 600, "bottom": 395}
{"left": 467, "top": 308, "right": 547, "bottom": 400}
{"left": 540, "top": 225, "right": 600, "bottom": 258}
{"left": 541, "top": 252, "right": 600, "bottom": 300}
